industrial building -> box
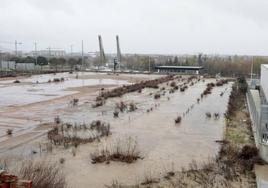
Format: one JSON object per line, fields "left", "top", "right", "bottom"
{"left": 247, "top": 64, "right": 268, "bottom": 162}
{"left": 155, "top": 65, "right": 203, "bottom": 74}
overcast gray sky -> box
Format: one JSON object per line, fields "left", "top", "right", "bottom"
{"left": 0, "top": 0, "right": 268, "bottom": 55}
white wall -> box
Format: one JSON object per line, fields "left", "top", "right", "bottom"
{"left": 261, "top": 64, "right": 268, "bottom": 101}
{"left": 0, "top": 61, "right": 16, "bottom": 69}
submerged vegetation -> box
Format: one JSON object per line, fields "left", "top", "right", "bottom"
{"left": 47, "top": 120, "right": 110, "bottom": 148}
{"left": 91, "top": 137, "right": 141, "bottom": 164}
{"left": 17, "top": 160, "right": 66, "bottom": 188}
{"left": 94, "top": 76, "right": 175, "bottom": 107}
{"left": 107, "top": 77, "right": 262, "bottom": 188}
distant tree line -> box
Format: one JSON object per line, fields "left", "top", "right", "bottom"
{"left": 6, "top": 54, "right": 268, "bottom": 77}
{"left": 122, "top": 54, "right": 268, "bottom": 77}
{"left": 8, "top": 56, "right": 82, "bottom": 71}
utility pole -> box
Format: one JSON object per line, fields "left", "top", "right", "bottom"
{"left": 81, "top": 40, "right": 84, "bottom": 71}
{"left": 34, "top": 42, "right": 37, "bottom": 64}
{"left": 250, "top": 56, "right": 254, "bottom": 81}
{"left": 14, "top": 40, "right": 22, "bottom": 56}
{"left": 70, "top": 44, "right": 73, "bottom": 57}
{"left": 15, "top": 40, "right": 17, "bottom": 56}
{"left": 148, "top": 56, "right": 151, "bottom": 73}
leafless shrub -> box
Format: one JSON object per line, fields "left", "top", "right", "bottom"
{"left": 238, "top": 145, "right": 258, "bottom": 160}
{"left": 214, "top": 113, "right": 220, "bottom": 119}
{"left": 113, "top": 111, "right": 119, "bottom": 118}
{"left": 70, "top": 98, "right": 79, "bottom": 106}
{"left": 106, "top": 180, "right": 127, "bottom": 188}
{"left": 173, "top": 85, "right": 179, "bottom": 90}
{"left": 91, "top": 137, "right": 141, "bottom": 164}
{"left": 205, "top": 112, "right": 212, "bottom": 118}
{"left": 175, "top": 116, "right": 182, "bottom": 124}
{"left": 18, "top": 160, "right": 66, "bottom": 188}
{"left": 154, "top": 93, "right": 161, "bottom": 99}
{"left": 129, "top": 102, "right": 137, "bottom": 112}
{"left": 92, "top": 99, "right": 105, "bottom": 108}
{"left": 180, "top": 85, "right": 188, "bottom": 92}
{"left": 141, "top": 173, "right": 159, "bottom": 185}
{"left": 54, "top": 116, "right": 61, "bottom": 124}
{"left": 216, "top": 79, "right": 228, "bottom": 87}
{"left": 94, "top": 76, "right": 175, "bottom": 106}
{"left": 115, "top": 101, "right": 127, "bottom": 112}
{"left": 59, "top": 158, "right": 65, "bottom": 164}
{"left": 6, "top": 129, "right": 13, "bottom": 135}
{"left": 169, "top": 89, "right": 175, "bottom": 94}
{"left": 164, "top": 171, "right": 175, "bottom": 180}
{"left": 170, "top": 81, "right": 176, "bottom": 87}
{"left": 53, "top": 78, "right": 61, "bottom": 82}
{"left": 47, "top": 121, "right": 110, "bottom": 147}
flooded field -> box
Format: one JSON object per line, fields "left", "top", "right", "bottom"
{"left": 0, "top": 73, "right": 233, "bottom": 187}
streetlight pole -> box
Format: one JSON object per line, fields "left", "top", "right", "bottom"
{"left": 34, "top": 42, "right": 37, "bottom": 63}
{"left": 70, "top": 44, "right": 73, "bottom": 57}
{"left": 15, "top": 40, "right": 17, "bottom": 56}
{"left": 148, "top": 56, "right": 151, "bottom": 73}
{"left": 81, "top": 40, "right": 84, "bottom": 71}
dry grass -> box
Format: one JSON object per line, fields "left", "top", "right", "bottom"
{"left": 91, "top": 137, "right": 142, "bottom": 164}
{"left": 17, "top": 160, "right": 66, "bottom": 188}
{"left": 47, "top": 120, "right": 110, "bottom": 147}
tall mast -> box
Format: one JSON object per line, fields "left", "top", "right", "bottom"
{"left": 98, "top": 35, "right": 105, "bottom": 70}
{"left": 116, "top": 35, "right": 121, "bottom": 70}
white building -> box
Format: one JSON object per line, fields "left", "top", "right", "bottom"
{"left": 247, "top": 64, "right": 268, "bottom": 162}
{"left": 261, "top": 65, "right": 268, "bottom": 102}
{"left": 0, "top": 61, "right": 16, "bottom": 70}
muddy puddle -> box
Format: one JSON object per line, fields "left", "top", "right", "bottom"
{"left": 0, "top": 75, "right": 233, "bottom": 187}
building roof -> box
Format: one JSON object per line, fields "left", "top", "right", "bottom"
{"left": 155, "top": 65, "right": 203, "bottom": 70}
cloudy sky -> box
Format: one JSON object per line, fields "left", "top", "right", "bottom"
{"left": 0, "top": 0, "right": 267, "bottom": 55}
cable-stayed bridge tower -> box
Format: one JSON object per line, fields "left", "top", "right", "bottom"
{"left": 98, "top": 35, "right": 106, "bottom": 69}
{"left": 116, "top": 35, "right": 121, "bottom": 69}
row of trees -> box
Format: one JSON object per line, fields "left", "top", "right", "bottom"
{"left": 123, "top": 55, "right": 155, "bottom": 71}
{"left": 153, "top": 55, "right": 267, "bottom": 77}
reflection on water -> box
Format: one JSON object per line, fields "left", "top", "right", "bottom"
{"left": 0, "top": 73, "right": 128, "bottom": 107}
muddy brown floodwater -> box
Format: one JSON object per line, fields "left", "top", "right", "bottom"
{"left": 0, "top": 73, "right": 232, "bottom": 188}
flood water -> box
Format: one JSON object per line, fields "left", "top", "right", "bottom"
{"left": 0, "top": 72, "right": 128, "bottom": 107}
{"left": 0, "top": 74, "right": 233, "bottom": 187}
{"left": 59, "top": 79, "right": 232, "bottom": 187}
